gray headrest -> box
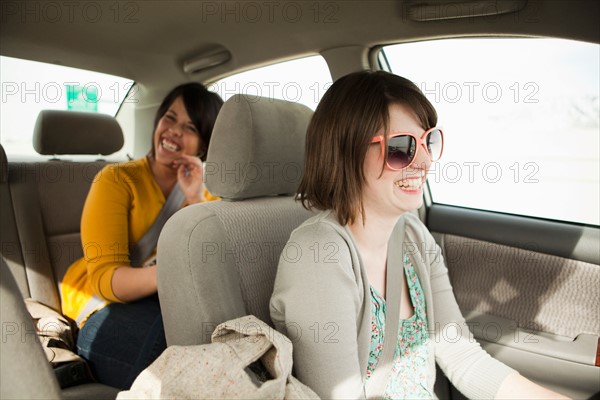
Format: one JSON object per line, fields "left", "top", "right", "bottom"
{"left": 205, "top": 95, "right": 312, "bottom": 200}
{"left": 33, "top": 110, "right": 124, "bottom": 155}
{"left": 0, "top": 145, "right": 7, "bottom": 183}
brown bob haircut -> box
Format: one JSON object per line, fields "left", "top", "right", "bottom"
{"left": 150, "top": 82, "right": 223, "bottom": 161}
{"left": 298, "top": 70, "right": 438, "bottom": 225}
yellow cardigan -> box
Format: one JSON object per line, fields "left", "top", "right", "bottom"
{"left": 61, "top": 157, "right": 218, "bottom": 321}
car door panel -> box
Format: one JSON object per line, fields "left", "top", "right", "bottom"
{"left": 428, "top": 204, "right": 600, "bottom": 399}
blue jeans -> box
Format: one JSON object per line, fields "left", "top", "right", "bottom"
{"left": 76, "top": 295, "right": 166, "bottom": 389}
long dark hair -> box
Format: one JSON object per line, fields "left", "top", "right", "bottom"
{"left": 151, "top": 82, "right": 223, "bottom": 161}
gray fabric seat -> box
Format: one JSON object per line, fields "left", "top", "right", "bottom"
{"left": 1, "top": 255, "right": 62, "bottom": 400}
{"left": 157, "top": 94, "right": 314, "bottom": 346}
{"left": 0, "top": 110, "right": 124, "bottom": 399}
{"left": 3, "top": 110, "right": 124, "bottom": 308}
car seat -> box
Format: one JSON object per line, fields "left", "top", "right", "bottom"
{"left": 157, "top": 94, "right": 314, "bottom": 346}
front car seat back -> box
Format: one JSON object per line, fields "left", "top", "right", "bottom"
{"left": 157, "top": 94, "right": 313, "bottom": 346}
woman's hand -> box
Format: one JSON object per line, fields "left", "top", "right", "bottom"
{"left": 112, "top": 265, "right": 158, "bottom": 302}
{"left": 495, "top": 372, "right": 570, "bottom": 399}
{"left": 173, "top": 155, "right": 204, "bottom": 205}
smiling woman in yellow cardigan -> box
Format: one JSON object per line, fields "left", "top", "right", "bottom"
{"left": 61, "top": 83, "right": 222, "bottom": 389}
{"left": 61, "top": 157, "right": 218, "bottom": 322}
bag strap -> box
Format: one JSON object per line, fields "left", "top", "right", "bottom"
{"left": 129, "top": 183, "right": 184, "bottom": 267}
{"left": 365, "top": 217, "right": 405, "bottom": 399}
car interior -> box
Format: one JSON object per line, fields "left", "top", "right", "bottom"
{"left": 1, "top": 1, "right": 599, "bottom": 399}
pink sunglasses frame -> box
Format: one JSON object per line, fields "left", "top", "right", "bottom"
{"left": 370, "top": 127, "right": 444, "bottom": 171}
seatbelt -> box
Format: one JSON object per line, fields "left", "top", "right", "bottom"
{"left": 365, "top": 217, "right": 405, "bottom": 399}
{"left": 75, "top": 183, "right": 185, "bottom": 325}
{"left": 129, "top": 183, "right": 184, "bottom": 267}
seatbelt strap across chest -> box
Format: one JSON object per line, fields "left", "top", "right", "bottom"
{"left": 129, "top": 183, "right": 185, "bottom": 267}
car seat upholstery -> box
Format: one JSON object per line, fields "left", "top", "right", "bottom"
{"left": 4, "top": 110, "right": 123, "bottom": 309}
{"left": 0, "top": 143, "right": 30, "bottom": 297}
{"left": 157, "top": 94, "right": 314, "bottom": 346}
{"left": 1, "top": 110, "right": 124, "bottom": 399}
{"left": 1, "top": 255, "right": 63, "bottom": 400}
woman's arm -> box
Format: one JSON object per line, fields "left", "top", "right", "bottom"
{"left": 81, "top": 162, "right": 161, "bottom": 303}
{"left": 100, "top": 158, "right": 217, "bottom": 302}
{"left": 111, "top": 265, "right": 157, "bottom": 302}
{"left": 413, "top": 216, "right": 568, "bottom": 399}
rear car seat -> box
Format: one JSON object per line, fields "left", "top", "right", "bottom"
{"left": 1, "top": 110, "right": 124, "bottom": 399}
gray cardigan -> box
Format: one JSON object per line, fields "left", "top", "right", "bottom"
{"left": 270, "top": 210, "right": 515, "bottom": 399}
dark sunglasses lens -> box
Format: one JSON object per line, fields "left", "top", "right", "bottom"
{"left": 387, "top": 135, "right": 416, "bottom": 169}
{"left": 426, "top": 129, "right": 443, "bottom": 161}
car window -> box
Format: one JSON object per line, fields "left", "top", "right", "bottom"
{"left": 209, "top": 55, "right": 332, "bottom": 111}
{"left": 381, "top": 38, "right": 599, "bottom": 226}
{"left": 0, "top": 56, "right": 135, "bottom": 161}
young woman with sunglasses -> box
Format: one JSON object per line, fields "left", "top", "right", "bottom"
{"left": 270, "top": 71, "right": 567, "bottom": 399}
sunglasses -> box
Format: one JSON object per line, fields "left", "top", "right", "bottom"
{"left": 371, "top": 127, "right": 444, "bottom": 170}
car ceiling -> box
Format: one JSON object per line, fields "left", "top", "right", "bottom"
{"left": 1, "top": 0, "right": 599, "bottom": 94}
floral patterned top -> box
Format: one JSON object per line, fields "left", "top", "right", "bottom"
{"left": 365, "top": 252, "right": 432, "bottom": 399}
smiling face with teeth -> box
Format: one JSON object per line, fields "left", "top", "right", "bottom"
{"left": 361, "top": 103, "right": 432, "bottom": 218}
{"left": 152, "top": 96, "right": 201, "bottom": 166}
{"left": 298, "top": 71, "right": 437, "bottom": 226}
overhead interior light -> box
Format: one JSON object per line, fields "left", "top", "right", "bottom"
{"left": 407, "top": 0, "right": 527, "bottom": 21}
{"left": 183, "top": 48, "right": 231, "bottom": 74}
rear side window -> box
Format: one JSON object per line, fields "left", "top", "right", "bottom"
{"left": 381, "top": 38, "right": 599, "bottom": 226}
{"left": 209, "top": 55, "right": 332, "bottom": 110}
{"left": 0, "top": 56, "right": 134, "bottom": 160}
